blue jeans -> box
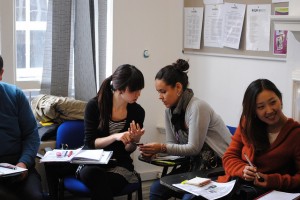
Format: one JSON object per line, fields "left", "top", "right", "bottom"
{"left": 182, "top": 193, "right": 196, "bottom": 200}
{"left": 150, "top": 179, "right": 183, "bottom": 200}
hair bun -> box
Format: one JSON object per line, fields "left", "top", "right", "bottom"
{"left": 174, "top": 59, "right": 189, "bottom": 72}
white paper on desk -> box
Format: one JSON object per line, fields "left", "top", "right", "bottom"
{"left": 70, "top": 151, "right": 113, "bottom": 164}
{"left": 246, "top": 4, "right": 271, "bottom": 51}
{"left": 173, "top": 179, "right": 236, "bottom": 200}
{"left": 256, "top": 190, "right": 300, "bottom": 200}
{"left": 72, "top": 149, "right": 103, "bottom": 161}
{"left": 222, "top": 3, "right": 246, "bottom": 49}
{"left": 204, "top": 4, "right": 224, "bottom": 48}
{"left": 184, "top": 7, "right": 204, "bottom": 49}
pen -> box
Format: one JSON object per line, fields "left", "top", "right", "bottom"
{"left": 0, "top": 163, "right": 17, "bottom": 170}
{"left": 64, "top": 151, "right": 68, "bottom": 157}
{"left": 244, "top": 153, "right": 264, "bottom": 182}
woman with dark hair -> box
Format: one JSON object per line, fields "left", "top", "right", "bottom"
{"left": 77, "top": 64, "right": 145, "bottom": 200}
{"left": 139, "top": 59, "right": 232, "bottom": 200}
{"left": 218, "top": 79, "right": 300, "bottom": 199}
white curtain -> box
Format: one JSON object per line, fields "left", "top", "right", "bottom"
{"left": 41, "top": 0, "right": 107, "bottom": 101}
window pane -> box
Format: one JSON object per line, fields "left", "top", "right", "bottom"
{"left": 30, "top": 0, "right": 48, "bottom": 21}
{"left": 30, "top": 31, "right": 45, "bottom": 68}
{"left": 16, "top": 0, "right": 26, "bottom": 21}
{"left": 16, "top": 31, "right": 26, "bottom": 69}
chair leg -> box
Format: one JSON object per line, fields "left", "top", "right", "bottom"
{"left": 137, "top": 186, "right": 143, "bottom": 200}
{"left": 127, "top": 193, "right": 132, "bottom": 200}
{"left": 58, "top": 178, "right": 64, "bottom": 200}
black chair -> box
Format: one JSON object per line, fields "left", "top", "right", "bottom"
{"left": 55, "top": 120, "right": 143, "bottom": 200}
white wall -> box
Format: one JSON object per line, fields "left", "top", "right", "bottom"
{"left": 112, "top": 0, "right": 293, "bottom": 178}
{"left": 0, "top": 0, "right": 15, "bottom": 83}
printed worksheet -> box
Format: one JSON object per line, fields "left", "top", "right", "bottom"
{"left": 246, "top": 4, "right": 271, "bottom": 51}
{"left": 173, "top": 179, "right": 236, "bottom": 200}
{"left": 184, "top": 7, "right": 204, "bottom": 49}
{"left": 204, "top": 4, "right": 224, "bottom": 48}
{"left": 222, "top": 3, "right": 246, "bottom": 49}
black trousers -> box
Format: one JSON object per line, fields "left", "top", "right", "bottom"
{"left": 44, "top": 162, "right": 78, "bottom": 200}
{"left": 78, "top": 165, "right": 128, "bottom": 200}
{"left": 0, "top": 168, "right": 44, "bottom": 200}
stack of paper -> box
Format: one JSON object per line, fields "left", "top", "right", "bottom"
{"left": 173, "top": 178, "right": 236, "bottom": 200}
{"left": 182, "top": 177, "right": 211, "bottom": 187}
{"left": 0, "top": 163, "right": 27, "bottom": 177}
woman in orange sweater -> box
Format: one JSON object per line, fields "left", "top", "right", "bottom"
{"left": 218, "top": 79, "right": 300, "bottom": 199}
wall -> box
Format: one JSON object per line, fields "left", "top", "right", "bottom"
{"left": 112, "top": 0, "right": 292, "bottom": 179}
{"left": 0, "top": 0, "right": 15, "bottom": 83}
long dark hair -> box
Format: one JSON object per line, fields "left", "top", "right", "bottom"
{"left": 0, "top": 55, "right": 3, "bottom": 70}
{"left": 97, "top": 64, "right": 144, "bottom": 131}
{"left": 240, "top": 79, "right": 282, "bottom": 153}
{"left": 156, "top": 59, "right": 190, "bottom": 132}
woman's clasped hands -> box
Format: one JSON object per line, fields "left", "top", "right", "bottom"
{"left": 118, "top": 120, "right": 145, "bottom": 145}
{"left": 242, "top": 165, "right": 267, "bottom": 187}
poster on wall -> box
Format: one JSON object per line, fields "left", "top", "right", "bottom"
{"left": 184, "top": 7, "right": 204, "bottom": 49}
{"left": 273, "top": 7, "right": 288, "bottom": 55}
{"left": 246, "top": 4, "right": 271, "bottom": 51}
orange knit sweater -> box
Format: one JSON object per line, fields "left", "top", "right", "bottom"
{"left": 218, "top": 119, "right": 300, "bottom": 191}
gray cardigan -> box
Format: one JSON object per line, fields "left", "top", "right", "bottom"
{"left": 165, "top": 97, "right": 232, "bottom": 158}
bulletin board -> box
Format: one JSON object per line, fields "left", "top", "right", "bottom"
{"left": 183, "top": 0, "right": 289, "bottom": 61}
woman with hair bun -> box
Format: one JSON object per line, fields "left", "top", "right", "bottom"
{"left": 139, "top": 59, "right": 232, "bottom": 200}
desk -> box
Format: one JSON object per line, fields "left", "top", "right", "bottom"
{"left": 160, "top": 167, "right": 224, "bottom": 193}
{"left": 138, "top": 155, "right": 190, "bottom": 177}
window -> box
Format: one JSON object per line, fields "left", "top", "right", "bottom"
{"left": 15, "top": 0, "right": 48, "bottom": 81}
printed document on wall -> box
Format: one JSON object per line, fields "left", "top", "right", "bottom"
{"left": 184, "top": 7, "right": 204, "bottom": 49}
{"left": 204, "top": 4, "right": 224, "bottom": 48}
{"left": 203, "top": 0, "right": 223, "bottom": 5}
{"left": 246, "top": 4, "right": 271, "bottom": 51}
{"left": 222, "top": 3, "right": 246, "bottom": 49}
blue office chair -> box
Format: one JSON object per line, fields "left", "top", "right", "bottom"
{"left": 226, "top": 125, "right": 237, "bottom": 135}
{"left": 56, "top": 120, "right": 143, "bottom": 200}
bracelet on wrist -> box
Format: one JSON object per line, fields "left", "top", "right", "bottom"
{"left": 160, "top": 144, "right": 167, "bottom": 153}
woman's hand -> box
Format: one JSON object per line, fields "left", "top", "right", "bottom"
{"left": 115, "top": 132, "right": 131, "bottom": 145}
{"left": 139, "top": 143, "right": 162, "bottom": 154}
{"left": 242, "top": 165, "right": 257, "bottom": 182}
{"left": 254, "top": 173, "right": 267, "bottom": 187}
{"left": 128, "top": 120, "right": 145, "bottom": 143}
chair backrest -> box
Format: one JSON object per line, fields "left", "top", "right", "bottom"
{"left": 226, "top": 125, "right": 237, "bottom": 135}
{"left": 56, "top": 120, "right": 85, "bottom": 149}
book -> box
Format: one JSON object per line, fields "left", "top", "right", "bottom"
{"left": 40, "top": 147, "right": 113, "bottom": 164}
{"left": 0, "top": 163, "right": 28, "bottom": 177}
{"left": 182, "top": 177, "right": 211, "bottom": 187}
{"left": 255, "top": 190, "right": 300, "bottom": 200}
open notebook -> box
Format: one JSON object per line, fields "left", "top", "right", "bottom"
{"left": 40, "top": 147, "right": 113, "bottom": 164}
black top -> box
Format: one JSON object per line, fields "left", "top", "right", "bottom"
{"left": 83, "top": 97, "right": 145, "bottom": 171}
